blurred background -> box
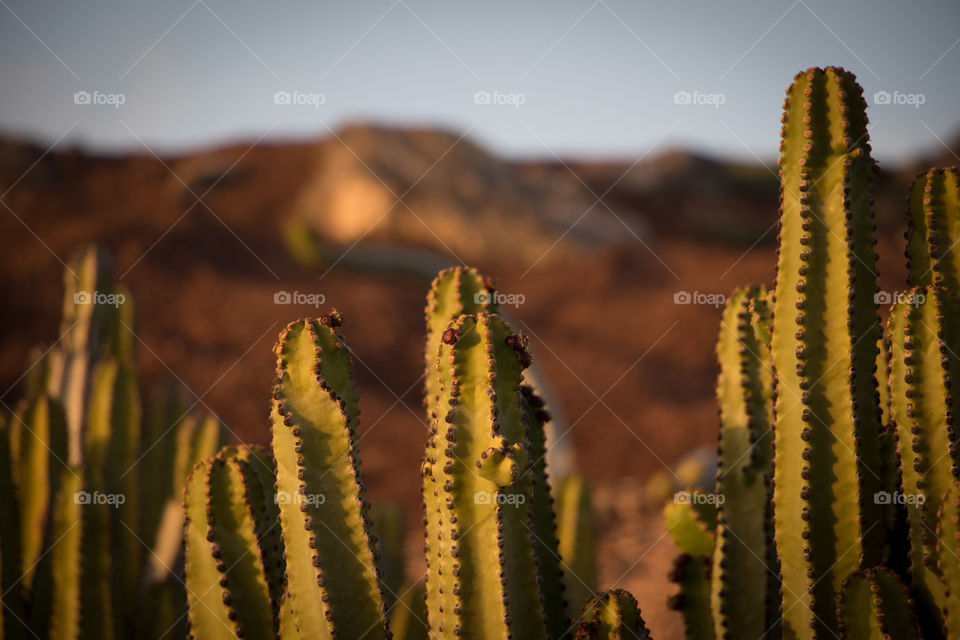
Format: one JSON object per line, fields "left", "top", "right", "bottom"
{"left": 1, "top": 1, "right": 958, "bottom": 636}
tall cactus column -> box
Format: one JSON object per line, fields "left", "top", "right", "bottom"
{"left": 422, "top": 312, "right": 547, "bottom": 639}
{"left": 771, "top": 67, "right": 884, "bottom": 638}
{"left": 713, "top": 285, "right": 777, "bottom": 639}
{"left": 270, "top": 315, "right": 387, "bottom": 638}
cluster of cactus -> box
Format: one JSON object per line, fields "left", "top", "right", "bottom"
{"left": 0, "top": 245, "right": 226, "bottom": 639}
{"left": 179, "top": 266, "right": 642, "bottom": 639}
{"left": 667, "top": 66, "right": 960, "bottom": 639}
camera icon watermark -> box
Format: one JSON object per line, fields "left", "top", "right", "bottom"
{"left": 673, "top": 291, "right": 725, "bottom": 308}
{"left": 74, "top": 290, "right": 126, "bottom": 308}
{"left": 674, "top": 490, "right": 724, "bottom": 505}
{"left": 73, "top": 90, "right": 126, "bottom": 109}
{"left": 872, "top": 91, "right": 925, "bottom": 109}
{"left": 873, "top": 491, "right": 924, "bottom": 506}
{"left": 273, "top": 291, "right": 326, "bottom": 307}
{"left": 274, "top": 491, "right": 326, "bottom": 507}
{"left": 74, "top": 490, "right": 126, "bottom": 508}
{"left": 473, "top": 90, "right": 526, "bottom": 109}
{"left": 273, "top": 90, "right": 325, "bottom": 108}
{"left": 474, "top": 290, "right": 525, "bottom": 308}
{"left": 474, "top": 491, "right": 526, "bottom": 506}
{"left": 874, "top": 290, "right": 925, "bottom": 307}
{"left": 673, "top": 90, "right": 725, "bottom": 109}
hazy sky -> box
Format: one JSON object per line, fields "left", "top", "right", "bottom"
{"left": 1, "top": 0, "right": 957, "bottom": 166}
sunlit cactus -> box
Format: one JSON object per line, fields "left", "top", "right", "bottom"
{"left": 905, "top": 167, "right": 960, "bottom": 291}
{"left": 665, "top": 490, "right": 716, "bottom": 640}
{"left": 183, "top": 447, "right": 281, "bottom": 640}
{"left": 887, "top": 284, "right": 960, "bottom": 636}
{"left": 270, "top": 314, "right": 388, "bottom": 638}
{"left": 555, "top": 473, "right": 596, "bottom": 621}
{"left": 712, "top": 285, "right": 778, "bottom": 639}
{"left": 422, "top": 311, "right": 546, "bottom": 638}
{"left": 771, "top": 66, "right": 885, "bottom": 638}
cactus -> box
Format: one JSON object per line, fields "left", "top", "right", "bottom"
{"left": 423, "top": 266, "right": 497, "bottom": 411}
{"left": 935, "top": 481, "right": 960, "bottom": 637}
{"left": 837, "top": 568, "right": 921, "bottom": 639}
{"left": 771, "top": 66, "right": 885, "bottom": 638}
{"left": 45, "top": 244, "right": 118, "bottom": 466}
{"left": 10, "top": 394, "right": 68, "bottom": 592}
{"left": 0, "top": 247, "right": 230, "bottom": 640}
{"left": 665, "top": 492, "right": 716, "bottom": 640}
{"left": 182, "top": 450, "right": 279, "bottom": 639}
{"left": 270, "top": 315, "right": 388, "bottom": 638}
{"left": 574, "top": 589, "right": 652, "bottom": 640}
{"left": 422, "top": 312, "right": 549, "bottom": 638}
{"left": 556, "top": 474, "right": 596, "bottom": 620}
{"left": 886, "top": 284, "right": 960, "bottom": 633}
{"left": 906, "top": 167, "right": 960, "bottom": 291}
{"left": 85, "top": 357, "right": 141, "bottom": 633}
{"left": 520, "top": 384, "right": 570, "bottom": 637}
{"left": 711, "top": 285, "right": 778, "bottom": 639}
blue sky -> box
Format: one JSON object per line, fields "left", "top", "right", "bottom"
{"left": 0, "top": 0, "right": 957, "bottom": 166}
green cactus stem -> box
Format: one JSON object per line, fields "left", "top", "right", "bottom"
{"left": 665, "top": 493, "right": 716, "bottom": 640}
{"left": 46, "top": 244, "right": 117, "bottom": 466}
{"left": 837, "top": 568, "right": 921, "bottom": 640}
{"left": 771, "top": 66, "right": 884, "bottom": 639}
{"left": 183, "top": 455, "right": 276, "bottom": 640}
{"left": 47, "top": 470, "right": 84, "bottom": 640}
{"left": 423, "top": 267, "right": 497, "bottom": 412}
{"left": 713, "top": 285, "right": 778, "bottom": 639}
{"left": 10, "top": 394, "right": 68, "bottom": 592}
{"left": 574, "top": 589, "right": 652, "bottom": 640}
{"left": 936, "top": 481, "right": 960, "bottom": 638}
{"left": 887, "top": 284, "right": 960, "bottom": 633}
{"left": 906, "top": 167, "right": 960, "bottom": 291}
{"left": 79, "top": 466, "right": 115, "bottom": 640}
{"left": 270, "top": 315, "right": 387, "bottom": 638}
{"left": 85, "top": 357, "right": 141, "bottom": 631}
{"left": 520, "top": 384, "right": 569, "bottom": 638}
{"left": 556, "top": 474, "right": 596, "bottom": 622}
{"left": 422, "top": 312, "right": 546, "bottom": 639}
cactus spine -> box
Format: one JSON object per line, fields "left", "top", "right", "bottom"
{"left": 771, "top": 66, "right": 884, "bottom": 638}
{"left": 270, "top": 315, "right": 387, "bottom": 638}
{"left": 713, "top": 285, "right": 778, "bottom": 639}
{"left": 555, "top": 473, "right": 596, "bottom": 620}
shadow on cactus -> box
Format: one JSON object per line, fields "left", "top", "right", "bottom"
{"left": 666, "top": 66, "right": 960, "bottom": 640}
